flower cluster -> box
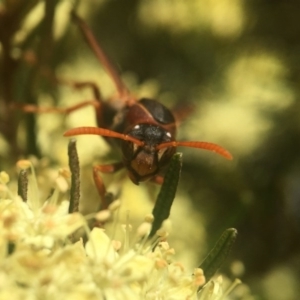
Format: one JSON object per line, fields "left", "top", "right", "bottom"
{"left": 0, "top": 162, "right": 245, "bottom": 300}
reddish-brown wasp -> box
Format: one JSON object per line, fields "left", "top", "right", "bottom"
{"left": 19, "top": 11, "right": 232, "bottom": 204}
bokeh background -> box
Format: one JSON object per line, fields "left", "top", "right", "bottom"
{"left": 1, "top": 0, "right": 300, "bottom": 298}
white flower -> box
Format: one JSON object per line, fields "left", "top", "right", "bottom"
{"left": 0, "top": 162, "right": 248, "bottom": 299}
{"left": 0, "top": 166, "right": 84, "bottom": 252}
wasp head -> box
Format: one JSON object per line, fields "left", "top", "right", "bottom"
{"left": 122, "top": 124, "right": 176, "bottom": 184}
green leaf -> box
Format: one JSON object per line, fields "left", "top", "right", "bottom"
{"left": 149, "top": 152, "right": 182, "bottom": 238}
{"left": 18, "top": 169, "right": 28, "bottom": 202}
{"left": 199, "top": 228, "right": 237, "bottom": 283}
{"left": 68, "top": 139, "right": 80, "bottom": 213}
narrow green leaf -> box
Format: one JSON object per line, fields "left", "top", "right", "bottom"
{"left": 68, "top": 139, "right": 80, "bottom": 213}
{"left": 199, "top": 228, "right": 237, "bottom": 283}
{"left": 149, "top": 153, "right": 182, "bottom": 238}
{"left": 18, "top": 169, "right": 28, "bottom": 202}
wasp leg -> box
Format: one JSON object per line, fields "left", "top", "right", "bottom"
{"left": 11, "top": 99, "right": 101, "bottom": 115}
{"left": 71, "top": 11, "right": 132, "bottom": 103}
{"left": 93, "top": 162, "right": 124, "bottom": 209}
{"left": 18, "top": 50, "right": 104, "bottom": 121}
{"left": 94, "top": 162, "right": 124, "bottom": 174}
{"left": 23, "top": 50, "right": 103, "bottom": 102}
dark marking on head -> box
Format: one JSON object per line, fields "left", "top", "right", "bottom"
{"left": 139, "top": 98, "right": 175, "bottom": 125}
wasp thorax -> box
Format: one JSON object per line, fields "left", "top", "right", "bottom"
{"left": 121, "top": 124, "right": 175, "bottom": 184}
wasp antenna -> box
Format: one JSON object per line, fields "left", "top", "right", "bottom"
{"left": 64, "top": 126, "right": 144, "bottom": 146}
{"left": 157, "top": 141, "right": 233, "bottom": 160}
{"left": 71, "top": 11, "right": 129, "bottom": 97}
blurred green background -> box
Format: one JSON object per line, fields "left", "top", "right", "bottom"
{"left": 1, "top": 0, "right": 300, "bottom": 298}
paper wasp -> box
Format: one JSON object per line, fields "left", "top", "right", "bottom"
{"left": 17, "top": 11, "right": 232, "bottom": 204}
